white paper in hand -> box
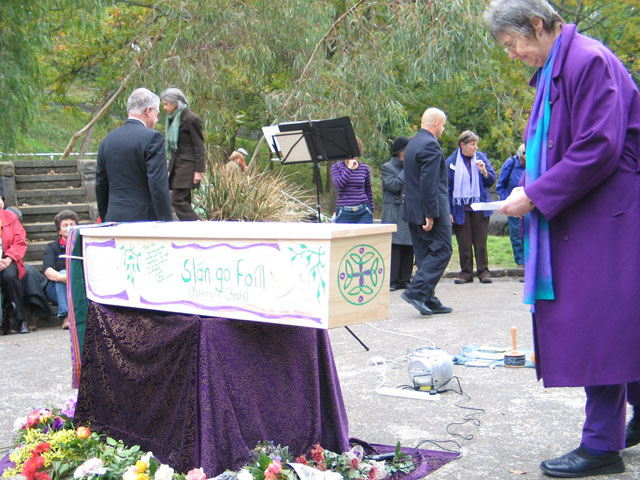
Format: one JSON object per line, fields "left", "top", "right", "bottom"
{"left": 470, "top": 201, "right": 505, "bottom": 211}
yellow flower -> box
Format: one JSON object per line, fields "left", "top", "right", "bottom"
{"left": 135, "top": 460, "right": 148, "bottom": 472}
{"left": 135, "top": 473, "right": 149, "bottom": 480}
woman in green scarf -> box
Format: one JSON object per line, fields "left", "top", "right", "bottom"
{"left": 160, "top": 88, "right": 207, "bottom": 220}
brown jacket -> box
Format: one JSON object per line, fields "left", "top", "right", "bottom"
{"left": 168, "top": 108, "right": 206, "bottom": 189}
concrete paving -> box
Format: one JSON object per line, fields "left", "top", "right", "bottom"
{"left": 1, "top": 277, "right": 638, "bottom": 479}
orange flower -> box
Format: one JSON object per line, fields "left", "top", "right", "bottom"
{"left": 76, "top": 426, "right": 91, "bottom": 439}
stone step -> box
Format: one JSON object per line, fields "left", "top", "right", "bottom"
{"left": 14, "top": 159, "right": 80, "bottom": 175}
{"left": 17, "top": 187, "right": 86, "bottom": 206}
{"left": 19, "top": 203, "right": 92, "bottom": 224}
{"left": 15, "top": 173, "right": 82, "bottom": 190}
{"left": 24, "top": 240, "right": 48, "bottom": 263}
{"left": 24, "top": 222, "right": 60, "bottom": 242}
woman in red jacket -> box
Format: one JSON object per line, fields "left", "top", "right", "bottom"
{"left": 0, "top": 196, "right": 29, "bottom": 334}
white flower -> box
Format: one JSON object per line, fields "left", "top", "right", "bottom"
{"left": 139, "top": 451, "right": 153, "bottom": 468}
{"left": 236, "top": 470, "right": 253, "bottom": 480}
{"left": 154, "top": 464, "right": 175, "bottom": 480}
{"left": 74, "top": 458, "right": 107, "bottom": 478}
{"left": 123, "top": 466, "right": 138, "bottom": 480}
{"left": 13, "top": 416, "right": 26, "bottom": 431}
{"left": 370, "top": 461, "right": 387, "bottom": 480}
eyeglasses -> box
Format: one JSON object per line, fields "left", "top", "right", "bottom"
{"left": 503, "top": 28, "right": 525, "bottom": 53}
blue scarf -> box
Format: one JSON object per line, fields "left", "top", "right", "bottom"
{"left": 452, "top": 149, "right": 480, "bottom": 205}
{"left": 523, "top": 35, "right": 562, "bottom": 308}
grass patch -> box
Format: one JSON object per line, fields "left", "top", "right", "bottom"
{"left": 17, "top": 102, "right": 111, "bottom": 153}
{"left": 448, "top": 234, "right": 518, "bottom": 272}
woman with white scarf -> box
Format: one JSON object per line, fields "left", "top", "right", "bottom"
{"left": 446, "top": 131, "right": 496, "bottom": 284}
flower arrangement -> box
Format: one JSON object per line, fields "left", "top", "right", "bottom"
{"left": 230, "top": 441, "right": 415, "bottom": 480}
{"left": 3, "top": 398, "right": 177, "bottom": 480}
{"left": 3, "top": 401, "right": 416, "bottom": 480}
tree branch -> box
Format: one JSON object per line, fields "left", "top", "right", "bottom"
{"left": 60, "top": 24, "right": 165, "bottom": 160}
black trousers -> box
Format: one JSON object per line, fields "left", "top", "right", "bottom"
{"left": 405, "top": 223, "right": 452, "bottom": 303}
{"left": 390, "top": 243, "right": 414, "bottom": 287}
{"left": 171, "top": 188, "right": 200, "bottom": 221}
{"left": 453, "top": 211, "right": 490, "bottom": 280}
{"left": 1, "top": 263, "right": 25, "bottom": 322}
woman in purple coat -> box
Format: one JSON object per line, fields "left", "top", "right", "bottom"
{"left": 486, "top": 0, "right": 640, "bottom": 477}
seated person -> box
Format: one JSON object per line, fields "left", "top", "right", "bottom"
{"left": 225, "top": 151, "right": 247, "bottom": 173}
{"left": 0, "top": 195, "right": 29, "bottom": 335}
{"left": 43, "top": 209, "right": 78, "bottom": 330}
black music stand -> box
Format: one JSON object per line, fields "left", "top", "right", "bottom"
{"left": 265, "top": 116, "right": 359, "bottom": 223}
{"left": 262, "top": 117, "right": 369, "bottom": 351}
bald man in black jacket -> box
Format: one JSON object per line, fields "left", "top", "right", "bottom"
{"left": 401, "top": 108, "right": 452, "bottom": 316}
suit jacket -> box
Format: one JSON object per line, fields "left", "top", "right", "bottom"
{"left": 168, "top": 108, "right": 206, "bottom": 190}
{"left": 96, "top": 119, "right": 173, "bottom": 222}
{"left": 403, "top": 128, "right": 450, "bottom": 227}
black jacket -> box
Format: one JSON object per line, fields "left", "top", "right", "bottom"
{"left": 402, "top": 128, "right": 451, "bottom": 227}
{"left": 96, "top": 119, "right": 172, "bottom": 222}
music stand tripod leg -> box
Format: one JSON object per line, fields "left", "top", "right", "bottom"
{"left": 344, "top": 325, "right": 369, "bottom": 351}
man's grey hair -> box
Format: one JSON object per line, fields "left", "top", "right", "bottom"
{"left": 126, "top": 88, "right": 160, "bottom": 115}
{"left": 484, "top": 0, "right": 564, "bottom": 40}
{"left": 517, "top": 143, "right": 526, "bottom": 160}
{"left": 160, "top": 88, "right": 188, "bottom": 110}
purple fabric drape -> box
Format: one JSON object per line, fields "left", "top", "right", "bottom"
{"left": 75, "top": 302, "right": 201, "bottom": 471}
{"left": 197, "top": 318, "right": 350, "bottom": 473}
{"left": 75, "top": 301, "right": 349, "bottom": 476}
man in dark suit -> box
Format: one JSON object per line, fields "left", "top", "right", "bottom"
{"left": 95, "top": 88, "right": 173, "bottom": 222}
{"left": 401, "top": 108, "right": 453, "bottom": 315}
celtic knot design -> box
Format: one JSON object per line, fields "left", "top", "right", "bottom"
{"left": 337, "top": 244, "right": 385, "bottom": 305}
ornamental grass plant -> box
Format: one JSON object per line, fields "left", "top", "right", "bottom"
{"left": 192, "top": 166, "right": 313, "bottom": 222}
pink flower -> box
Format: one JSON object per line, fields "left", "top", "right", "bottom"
{"left": 368, "top": 468, "right": 376, "bottom": 480}
{"left": 267, "top": 460, "right": 282, "bottom": 475}
{"left": 311, "top": 444, "right": 324, "bottom": 463}
{"left": 26, "top": 412, "right": 40, "bottom": 428}
{"left": 350, "top": 458, "right": 359, "bottom": 469}
{"left": 264, "top": 471, "right": 276, "bottom": 480}
{"left": 186, "top": 467, "right": 206, "bottom": 480}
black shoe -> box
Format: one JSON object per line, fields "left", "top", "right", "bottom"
{"left": 390, "top": 284, "right": 400, "bottom": 292}
{"left": 399, "top": 282, "right": 411, "bottom": 289}
{"left": 540, "top": 446, "right": 624, "bottom": 478}
{"left": 425, "top": 298, "right": 452, "bottom": 314}
{"left": 426, "top": 303, "right": 452, "bottom": 314}
{"left": 18, "top": 321, "right": 30, "bottom": 334}
{"left": 626, "top": 409, "right": 640, "bottom": 448}
{"left": 400, "top": 292, "right": 432, "bottom": 315}
{"left": 479, "top": 277, "right": 493, "bottom": 284}
{"left": 454, "top": 277, "right": 472, "bottom": 284}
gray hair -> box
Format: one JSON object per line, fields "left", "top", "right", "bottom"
{"left": 160, "top": 87, "right": 188, "bottom": 110}
{"left": 126, "top": 88, "right": 160, "bottom": 115}
{"left": 484, "top": 0, "right": 563, "bottom": 39}
{"left": 517, "top": 143, "right": 526, "bottom": 160}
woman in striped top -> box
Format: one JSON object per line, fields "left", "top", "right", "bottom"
{"left": 331, "top": 137, "right": 374, "bottom": 224}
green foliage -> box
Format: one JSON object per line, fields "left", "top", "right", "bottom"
{"left": 552, "top": 0, "right": 640, "bottom": 84}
